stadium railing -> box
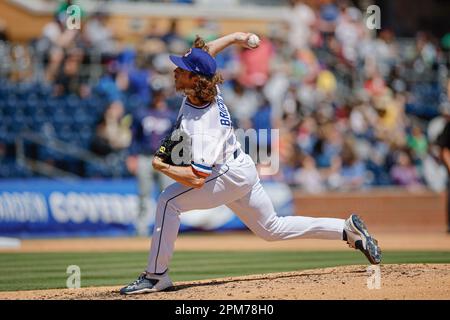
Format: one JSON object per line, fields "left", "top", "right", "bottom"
{"left": 15, "top": 131, "right": 124, "bottom": 179}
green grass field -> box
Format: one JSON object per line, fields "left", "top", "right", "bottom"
{"left": 1, "top": 251, "right": 450, "bottom": 291}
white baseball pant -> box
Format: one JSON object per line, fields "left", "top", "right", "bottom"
{"left": 146, "top": 152, "right": 345, "bottom": 274}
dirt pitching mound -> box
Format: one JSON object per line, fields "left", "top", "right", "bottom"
{"left": 2, "top": 264, "right": 449, "bottom": 300}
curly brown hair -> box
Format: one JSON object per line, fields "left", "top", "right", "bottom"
{"left": 183, "top": 36, "right": 223, "bottom": 104}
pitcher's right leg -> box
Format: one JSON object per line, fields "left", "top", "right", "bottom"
{"left": 227, "top": 181, "right": 345, "bottom": 241}
{"left": 227, "top": 181, "right": 381, "bottom": 264}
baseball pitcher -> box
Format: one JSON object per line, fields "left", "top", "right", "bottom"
{"left": 120, "top": 32, "right": 382, "bottom": 295}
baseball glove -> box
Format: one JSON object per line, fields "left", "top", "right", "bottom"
{"left": 155, "top": 118, "right": 191, "bottom": 166}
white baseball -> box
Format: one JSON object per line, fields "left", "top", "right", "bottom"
{"left": 247, "top": 34, "right": 260, "bottom": 48}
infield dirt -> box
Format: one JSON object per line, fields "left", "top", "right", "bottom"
{"left": 1, "top": 264, "right": 449, "bottom": 300}
{"left": 2, "top": 232, "right": 450, "bottom": 299}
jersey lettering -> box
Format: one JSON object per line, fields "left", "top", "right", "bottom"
{"left": 217, "top": 96, "right": 232, "bottom": 127}
{"left": 219, "top": 112, "right": 229, "bottom": 119}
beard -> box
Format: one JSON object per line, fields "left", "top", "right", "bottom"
{"left": 174, "top": 80, "right": 195, "bottom": 97}
{"left": 175, "top": 79, "right": 189, "bottom": 92}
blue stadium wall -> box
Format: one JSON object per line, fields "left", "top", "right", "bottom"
{"left": 0, "top": 179, "right": 294, "bottom": 238}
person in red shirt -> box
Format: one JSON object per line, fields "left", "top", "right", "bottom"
{"left": 237, "top": 36, "right": 275, "bottom": 88}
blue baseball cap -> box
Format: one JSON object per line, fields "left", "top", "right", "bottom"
{"left": 169, "top": 48, "right": 217, "bottom": 78}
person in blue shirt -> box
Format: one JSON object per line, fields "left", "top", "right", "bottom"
{"left": 338, "top": 139, "right": 366, "bottom": 190}
{"left": 127, "top": 87, "right": 177, "bottom": 236}
{"left": 251, "top": 93, "right": 273, "bottom": 156}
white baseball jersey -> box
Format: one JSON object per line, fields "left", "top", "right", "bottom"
{"left": 146, "top": 92, "right": 345, "bottom": 275}
{"left": 177, "top": 94, "right": 240, "bottom": 177}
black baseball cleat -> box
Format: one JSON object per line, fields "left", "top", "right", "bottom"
{"left": 344, "top": 214, "right": 382, "bottom": 265}
{"left": 120, "top": 271, "right": 173, "bottom": 295}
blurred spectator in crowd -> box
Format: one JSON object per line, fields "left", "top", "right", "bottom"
{"left": 316, "top": 69, "right": 337, "bottom": 98}
{"left": 296, "top": 116, "right": 318, "bottom": 155}
{"left": 365, "top": 140, "right": 391, "bottom": 186}
{"left": 90, "top": 100, "right": 131, "bottom": 156}
{"left": 251, "top": 92, "right": 273, "bottom": 156}
{"left": 337, "top": 138, "right": 366, "bottom": 190}
{"left": 423, "top": 144, "right": 448, "bottom": 193}
{"left": 294, "top": 48, "right": 321, "bottom": 84}
{"left": 407, "top": 125, "right": 428, "bottom": 159}
{"left": 127, "top": 88, "right": 176, "bottom": 236}
{"left": 237, "top": 35, "right": 275, "bottom": 88}
{"left": 222, "top": 78, "right": 259, "bottom": 128}
{"left": 53, "top": 50, "right": 90, "bottom": 97}
{"left": 390, "top": 149, "right": 423, "bottom": 189}
{"left": 318, "top": 0, "right": 339, "bottom": 37}
{"left": 38, "top": 12, "right": 80, "bottom": 82}
{"left": 276, "top": 128, "right": 298, "bottom": 184}
{"left": 313, "top": 123, "right": 342, "bottom": 168}
{"left": 295, "top": 154, "right": 325, "bottom": 193}
{"left": 83, "top": 11, "right": 117, "bottom": 56}
{"left": 126, "top": 54, "right": 153, "bottom": 107}
{"left": 370, "top": 30, "right": 399, "bottom": 79}
{"left": 161, "top": 19, "right": 184, "bottom": 47}
{"left": 415, "top": 32, "right": 438, "bottom": 68}
{"left": 285, "top": 0, "right": 316, "bottom": 50}
{"left": 95, "top": 60, "right": 128, "bottom": 103}
{"left": 349, "top": 98, "right": 376, "bottom": 137}
{"left": 371, "top": 89, "right": 407, "bottom": 145}
{"left": 335, "top": 5, "right": 364, "bottom": 64}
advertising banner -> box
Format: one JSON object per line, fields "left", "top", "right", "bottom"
{"left": 0, "top": 179, "right": 293, "bottom": 238}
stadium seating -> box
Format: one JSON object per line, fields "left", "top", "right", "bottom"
{"left": 0, "top": 80, "right": 128, "bottom": 178}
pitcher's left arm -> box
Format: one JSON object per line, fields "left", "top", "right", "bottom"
{"left": 152, "top": 156, "right": 206, "bottom": 189}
